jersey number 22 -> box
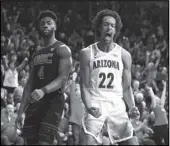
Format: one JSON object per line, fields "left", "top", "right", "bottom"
{"left": 98, "top": 72, "right": 114, "bottom": 89}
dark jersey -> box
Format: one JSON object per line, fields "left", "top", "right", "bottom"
{"left": 31, "top": 41, "right": 64, "bottom": 99}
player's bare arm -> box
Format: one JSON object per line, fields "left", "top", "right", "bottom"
{"left": 30, "top": 45, "right": 72, "bottom": 103}
{"left": 43, "top": 45, "right": 72, "bottom": 93}
{"left": 80, "top": 48, "right": 92, "bottom": 110}
{"left": 122, "top": 48, "right": 138, "bottom": 116}
{"left": 80, "top": 48, "right": 101, "bottom": 118}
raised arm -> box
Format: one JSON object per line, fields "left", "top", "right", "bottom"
{"left": 2, "top": 7, "right": 8, "bottom": 23}
{"left": 16, "top": 58, "right": 28, "bottom": 72}
{"left": 146, "top": 86, "right": 157, "bottom": 109}
{"left": 42, "top": 45, "right": 72, "bottom": 94}
{"left": 145, "top": 51, "right": 150, "bottom": 67}
{"left": 122, "top": 49, "right": 136, "bottom": 110}
{"left": 155, "top": 51, "right": 161, "bottom": 68}
{"left": 160, "top": 81, "right": 167, "bottom": 107}
{"left": 14, "top": 10, "right": 20, "bottom": 24}
{"left": 2, "top": 56, "right": 9, "bottom": 70}
{"left": 80, "top": 48, "right": 92, "bottom": 110}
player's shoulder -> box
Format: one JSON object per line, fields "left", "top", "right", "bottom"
{"left": 80, "top": 43, "right": 94, "bottom": 56}
{"left": 80, "top": 44, "right": 95, "bottom": 63}
{"left": 56, "top": 41, "right": 72, "bottom": 57}
{"left": 120, "top": 46, "right": 132, "bottom": 60}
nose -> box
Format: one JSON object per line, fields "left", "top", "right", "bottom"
{"left": 108, "top": 24, "right": 112, "bottom": 30}
{"left": 42, "top": 23, "right": 48, "bottom": 28}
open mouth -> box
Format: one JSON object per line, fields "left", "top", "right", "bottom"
{"left": 105, "top": 33, "right": 112, "bottom": 37}
{"left": 43, "top": 30, "right": 49, "bottom": 32}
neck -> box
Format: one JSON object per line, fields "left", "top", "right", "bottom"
{"left": 98, "top": 40, "right": 114, "bottom": 52}
{"left": 43, "top": 34, "right": 56, "bottom": 47}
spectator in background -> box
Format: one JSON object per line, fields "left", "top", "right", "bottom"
{"left": 63, "top": 10, "right": 73, "bottom": 37}
{"left": 68, "top": 28, "right": 84, "bottom": 53}
{"left": 69, "top": 67, "right": 84, "bottom": 145}
{"left": 1, "top": 35, "right": 9, "bottom": 56}
{"left": 13, "top": 78, "right": 27, "bottom": 105}
{"left": 130, "top": 112, "right": 155, "bottom": 145}
{"left": 1, "top": 88, "right": 8, "bottom": 110}
{"left": 0, "top": 2, "right": 169, "bottom": 145}
{"left": 14, "top": 103, "right": 25, "bottom": 128}
{"left": 135, "top": 92, "right": 146, "bottom": 121}
{"left": 6, "top": 93, "right": 14, "bottom": 106}
{"left": 147, "top": 81, "right": 168, "bottom": 145}
{"left": 84, "top": 27, "right": 94, "bottom": 47}
{"left": 2, "top": 55, "right": 28, "bottom": 93}
{"left": 1, "top": 104, "right": 24, "bottom": 145}
{"left": 24, "top": 64, "right": 30, "bottom": 79}
{"left": 1, "top": 63, "right": 5, "bottom": 87}
{"left": 132, "top": 80, "right": 140, "bottom": 95}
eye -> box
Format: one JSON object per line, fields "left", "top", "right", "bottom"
{"left": 111, "top": 24, "right": 115, "bottom": 28}
{"left": 103, "top": 22, "right": 108, "bottom": 26}
{"left": 47, "top": 21, "right": 52, "bottom": 25}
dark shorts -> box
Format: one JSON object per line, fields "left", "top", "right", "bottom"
{"left": 152, "top": 124, "right": 168, "bottom": 145}
{"left": 22, "top": 93, "right": 64, "bottom": 144}
{"left": 3, "top": 86, "right": 15, "bottom": 94}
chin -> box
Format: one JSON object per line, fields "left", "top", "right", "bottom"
{"left": 104, "top": 39, "right": 111, "bottom": 44}
{"left": 40, "top": 32, "right": 50, "bottom": 37}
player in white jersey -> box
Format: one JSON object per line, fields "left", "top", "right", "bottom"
{"left": 79, "top": 9, "right": 139, "bottom": 145}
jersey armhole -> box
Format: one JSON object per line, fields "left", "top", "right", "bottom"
{"left": 120, "top": 46, "right": 124, "bottom": 67}
{"left": 90, "top": 44, "right": 94, "bottom": 61}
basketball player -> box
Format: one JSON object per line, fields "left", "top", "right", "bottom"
{"left": 15, "top": 10, "right": 72, "bottom": 145}
{"left": 79, "top": 9, "right": 139, "bottom": 145}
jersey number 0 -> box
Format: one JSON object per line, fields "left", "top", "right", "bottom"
{"left": 98, "top": 72, "right": 114, "bottom": 89}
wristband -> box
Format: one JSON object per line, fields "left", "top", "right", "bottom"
{"left": 41, "top": 87, "right": 48, "bottom": 94}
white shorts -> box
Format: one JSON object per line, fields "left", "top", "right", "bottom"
{"left": 82, "top": 99, "right": 134, "bottom": 144}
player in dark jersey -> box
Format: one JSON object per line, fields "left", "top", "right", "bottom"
{"left": 15, "top": 10, "right": 72, "bottom": 145}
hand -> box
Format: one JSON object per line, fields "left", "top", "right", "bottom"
{"left": 87, "top": 107, "right": 102, "bottom": 118}
{"left": 162, "top": 80, "right": 166, "bottom": 87}
{"left": 129, "top": 107, "right": 140, "bottom": 118}
{"left": 24, "top": 58, "right": 28, "bottom": 62}
{"left": 142, "top": 124, "right": 154, "bottom": 134}
{"left": 15, "top": 113, "right": 23, "bottom": 130}
{"left": 28, "top": 89, "right": 45, "bottom": 103}
{"left": 145, "top": 86, "right": 154, "bottom": 96}
{"left": 2, "top": 55, "right": 7, "bottom": 59}
{"left": 146, "top": 127, "right": 154, "bottom": 134}
{"left": 72, "top": 72, "right": 77, "bottom": 81}
{"left": 2, "top": 7, "right": 7, "bottom": 13}
{"left": 146, "top": 51, "right": 150, "bottom": 56}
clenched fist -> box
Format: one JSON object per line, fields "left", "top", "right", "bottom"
{"left": 87, "top": 107, "right": 102, "bottom": 118}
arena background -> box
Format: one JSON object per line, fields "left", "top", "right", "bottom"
{"left": 1, "top": 1, "right": 169, "bottom": 145}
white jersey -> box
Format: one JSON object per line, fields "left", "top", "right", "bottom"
{"left": 3, "top": 69, "right": 19, "bottom": 88}
{"left": 88, "top": 42, "right": 124, "bottom": 102}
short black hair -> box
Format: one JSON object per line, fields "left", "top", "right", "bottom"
{"left": 92, "top": 9, "right": 123, "bottom": 37}
{"left": 35, "top": 10, "right": 58, "bottom": 31}
{"left": 38, "top": 10, "right": 57, "bottom": 23}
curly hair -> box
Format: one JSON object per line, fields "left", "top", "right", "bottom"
{"left": 92, "top": 9, "right": 123, "bottom": 37}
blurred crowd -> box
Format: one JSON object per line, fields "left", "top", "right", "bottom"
{"left": 1, "top": 1, "right": 169, "bottom": 145}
